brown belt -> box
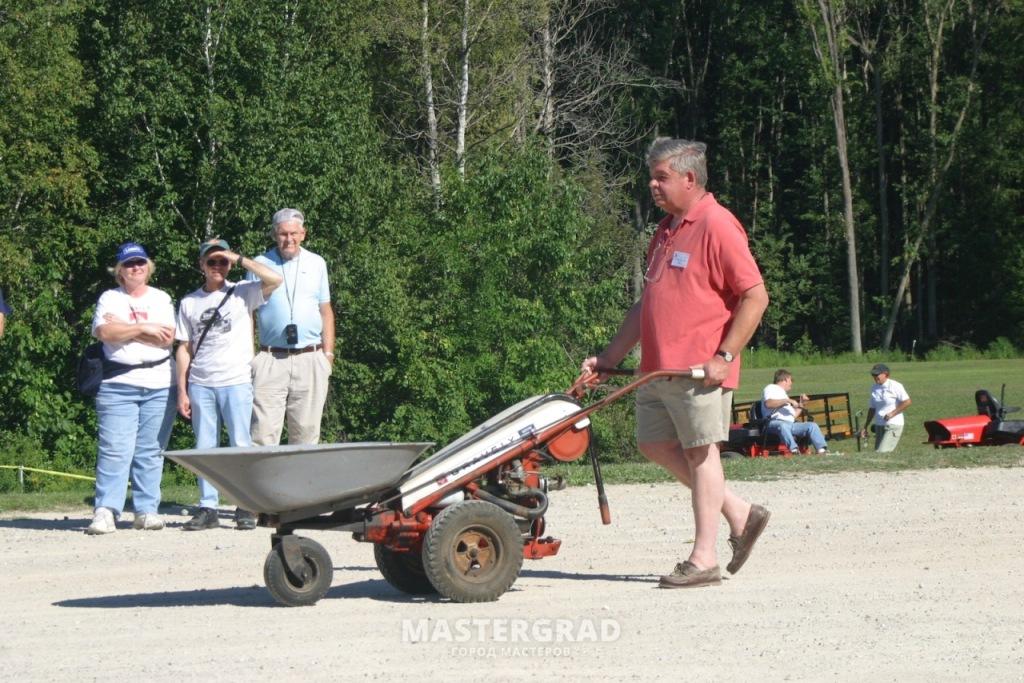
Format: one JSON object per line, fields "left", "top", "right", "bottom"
{"left": 261, "top": 344, "right": 323, "bottom": 355}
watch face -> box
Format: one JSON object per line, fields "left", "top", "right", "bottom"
{"left": 717, "top": 350, "right": 733, "bottom": 362}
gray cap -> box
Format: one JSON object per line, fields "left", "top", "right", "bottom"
{"left": 870, "top": 363, "right": 890, "bottom": 376}
{"left": 199, "top": 238, "right": 230, "bottom": 259}
{"left": 272, "top": 208, "right": 305, "bottom": 226}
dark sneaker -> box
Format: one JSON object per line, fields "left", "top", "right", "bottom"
{"left": 727, "top": 504, "right": 771, "bottom": 574}
{"left": 234, "top": 508, "right": 257, "bottom": 531}
{"left": 658, "top": 561, "right": 722, "bottom": 589}
{"left": 183, "top": 507, "right": 220, "bottom": 531}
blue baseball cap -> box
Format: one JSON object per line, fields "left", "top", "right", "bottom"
{"left": 115, "top": 242, "right": 149, "bottom": 264}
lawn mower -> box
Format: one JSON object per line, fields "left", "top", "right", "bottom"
{"left": 723, "top": 392, "right": 855, "bottom": 457}
{"left": 923, "top": 385, "right": 1024, "bottom": 448}
{"left": 165, "top": 368, "right": 701, "bottom": 607}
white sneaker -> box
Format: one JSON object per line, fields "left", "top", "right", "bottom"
{"left": 86, "top": 507, "right": 117, "bottom": 535}
{"left": 132, "top": 512, "right": 165, "bottom": 531}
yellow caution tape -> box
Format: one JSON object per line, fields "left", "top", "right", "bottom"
{"left": 0, "top": 465, "right": 96, "bottom": 482}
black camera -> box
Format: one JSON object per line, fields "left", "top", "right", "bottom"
{"left": 284, "top": 323, "right": 298, "bottom": 345}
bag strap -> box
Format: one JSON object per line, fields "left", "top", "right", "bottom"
{"left": 190, "top": 285, "right": 236, "bottom": 362}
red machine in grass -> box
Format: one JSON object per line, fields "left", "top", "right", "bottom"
{"left": 924, "top": 386, "right": 1024, "bottom": 448}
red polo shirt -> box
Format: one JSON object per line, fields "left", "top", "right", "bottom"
{"left": 640, "top": 193, "right": 763, "bottom": 389}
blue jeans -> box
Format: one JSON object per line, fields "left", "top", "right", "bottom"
{"left": 94, "top": 382, "right": 177, "bottom": 515}
{"left": 189, "top": 382, "right": 254, "bottom": 508}
{"left": 769, "top": 419, "right": 828, "bottom": 453}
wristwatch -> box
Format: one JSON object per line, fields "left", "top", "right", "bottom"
{"left": 715, "top": 349, "right": 735, "bottom": 362}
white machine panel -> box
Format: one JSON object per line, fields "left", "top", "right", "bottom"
{"left": 399, "top": 394, "right": 582, "bottom": 512}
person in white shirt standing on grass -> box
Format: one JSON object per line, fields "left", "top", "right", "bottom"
{"left": 762, "top": 369, "right": 830, "bottom": 454}
{"left": 860, "top": 363, "right": 912, "bottom": 452}
{"left": 175, "top": 238, "right": 283, "bottom": 531}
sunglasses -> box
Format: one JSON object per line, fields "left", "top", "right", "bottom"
{"left": 122, "top": 259, "right": 148, "bottom": 268}
{"left": 205, "top": 258, "right": 230, "bottom": 267}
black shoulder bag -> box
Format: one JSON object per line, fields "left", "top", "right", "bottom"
{"left": 77, "top": 344, "right": 172, "bottom": 398}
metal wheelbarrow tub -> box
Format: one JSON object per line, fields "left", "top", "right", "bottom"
{"left": 164, "top": 442, "right": 434, "bottom": 518}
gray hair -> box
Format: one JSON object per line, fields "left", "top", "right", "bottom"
{"left": 646, "top": 138, "right": 708, "bottom": 187}
{"left": 272, "top": 208, "right": 305, "bottom": 227}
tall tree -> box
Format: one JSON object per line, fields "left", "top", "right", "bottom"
{"left": 880, "top": 0, "right": 997, "bottom": 349}
{"left": 802, "top": 0, "right": 863, "bottom": 353}
{"left": 0, "top": 0, "right": 99, "bottom": 474}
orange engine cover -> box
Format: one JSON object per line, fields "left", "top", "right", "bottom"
{"left": 547, "top": 426, "right": 590, "bottom": 462}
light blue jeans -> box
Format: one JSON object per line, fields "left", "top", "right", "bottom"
{"left": 189, "top": 382, "right": 254, "bottom": 508}
{"left": 769, "top": 419, "right": 828, "bottom": 453}
{"left": 94, "top": 382, "right": 177, "bottom": 515}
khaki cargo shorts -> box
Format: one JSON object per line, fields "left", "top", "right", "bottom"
{"left": 635, "top": 378, "right": 732, "bottom": 449}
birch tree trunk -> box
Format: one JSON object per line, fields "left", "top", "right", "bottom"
{"left": 851, "top": 4, "right": 892, "bottom": 297}
{"left": 805, "top": 0, "right": 863, "bottom": 353}
{"left": 456, "top": 0, "right": 471, "bottom": 178}
{"left": 201, "top": 2, "right": 226, "bottom": 239}
{"left": 421, "top": 0, "right": 441, "bottom": 201}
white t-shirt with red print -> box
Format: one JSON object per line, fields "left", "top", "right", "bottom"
{"left": 92, "top": 286, "right": 177, "bottom": 389}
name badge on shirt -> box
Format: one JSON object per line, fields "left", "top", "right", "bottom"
{"left": 670, "top": 251, "right": 689, "bottom": 269}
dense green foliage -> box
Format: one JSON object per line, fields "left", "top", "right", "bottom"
{"left": 1, "top": 1, "right": 1021, "bottom": 485}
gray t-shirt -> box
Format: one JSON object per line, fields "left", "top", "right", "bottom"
{"left": 175, "top": 280, "right": 264, "bottom": 387}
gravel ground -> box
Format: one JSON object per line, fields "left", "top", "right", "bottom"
{"left": 2, "top": 467, "right": 1023, "bottom": 681}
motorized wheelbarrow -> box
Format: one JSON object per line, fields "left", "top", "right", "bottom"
{"left": 164, "top": 368, "right": 703, "bottom": 606}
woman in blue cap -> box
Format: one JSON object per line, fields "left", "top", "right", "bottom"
{"left": 86, "top": 242, "right": 177, "bottom": 535}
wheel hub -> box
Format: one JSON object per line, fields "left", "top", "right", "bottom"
{"left": 453, "top": 529, "right": 497, "bottom": 578}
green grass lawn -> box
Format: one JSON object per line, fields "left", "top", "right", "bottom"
{"left": 3, "top": 358, "right": 1023, "bottom": 514}
{"left": 553, "top": 356, "right": 1024, "bottom": 483}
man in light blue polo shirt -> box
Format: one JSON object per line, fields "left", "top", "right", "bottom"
{"left": 248, "top": 208, "right": 335, "bottom": 445}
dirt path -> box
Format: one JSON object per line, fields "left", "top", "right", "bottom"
{"left": 2, "top": 467, "right": 1022, "bottom": 681}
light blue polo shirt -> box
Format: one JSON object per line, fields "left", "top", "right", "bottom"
{"left": 248, "top": 247, "right": 331, "bottom": 348}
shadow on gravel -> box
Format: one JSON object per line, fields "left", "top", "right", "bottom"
{"left": 0, "top": 502, "right": 243, "bottom": 533}
{"left": 54, "top": 569, "right": 663, "bottom": 609}
{"left": 55, "top": 586, "right": 277, "bottom": 608}
{"left": 54, "top": 579, "right": 420, "bottom": 609}
{"left": 520, "top": 568, "right": 657, "bottom": 583}
{"left": 0, "top": 517, "right": 89, "bottom": 532}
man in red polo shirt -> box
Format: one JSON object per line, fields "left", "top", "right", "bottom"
{"left": 582, "top": 138, "right": 771, "bottom": 588}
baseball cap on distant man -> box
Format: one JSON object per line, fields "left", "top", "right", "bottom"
{"left": 199, "top": 238, "right": 230, "bottom": 260}
{"left": 115, "top": 242, "right": 149, "bottom": 265}
{"left": 870, "top": 363, "right": 890, "bottom": 377}
{"left": 273, "top": 208, "right": 305, "bottom": 226}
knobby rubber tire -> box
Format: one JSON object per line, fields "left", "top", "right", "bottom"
{"left": 263, "top": 536, "right": 334, "bottom": 607}
{"left": 421, "top": 500, "right": 523, "bottom": 603}
{"left": 374, "top": 543, "right": 437, "bottom": 595}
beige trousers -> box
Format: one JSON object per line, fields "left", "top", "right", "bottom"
{"left": 250, "top": 350, "right": 331, "bottom": 445}
{"left": 874, "top": 423, "right": 904, "bottom": 453}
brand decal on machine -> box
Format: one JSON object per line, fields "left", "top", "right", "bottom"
{"left": 432, "top": 428, "right": 536, "bottom": 488}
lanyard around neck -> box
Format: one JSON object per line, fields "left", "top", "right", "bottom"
{"left": 278, "top": 248, "right": 300, "bottom": 322}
